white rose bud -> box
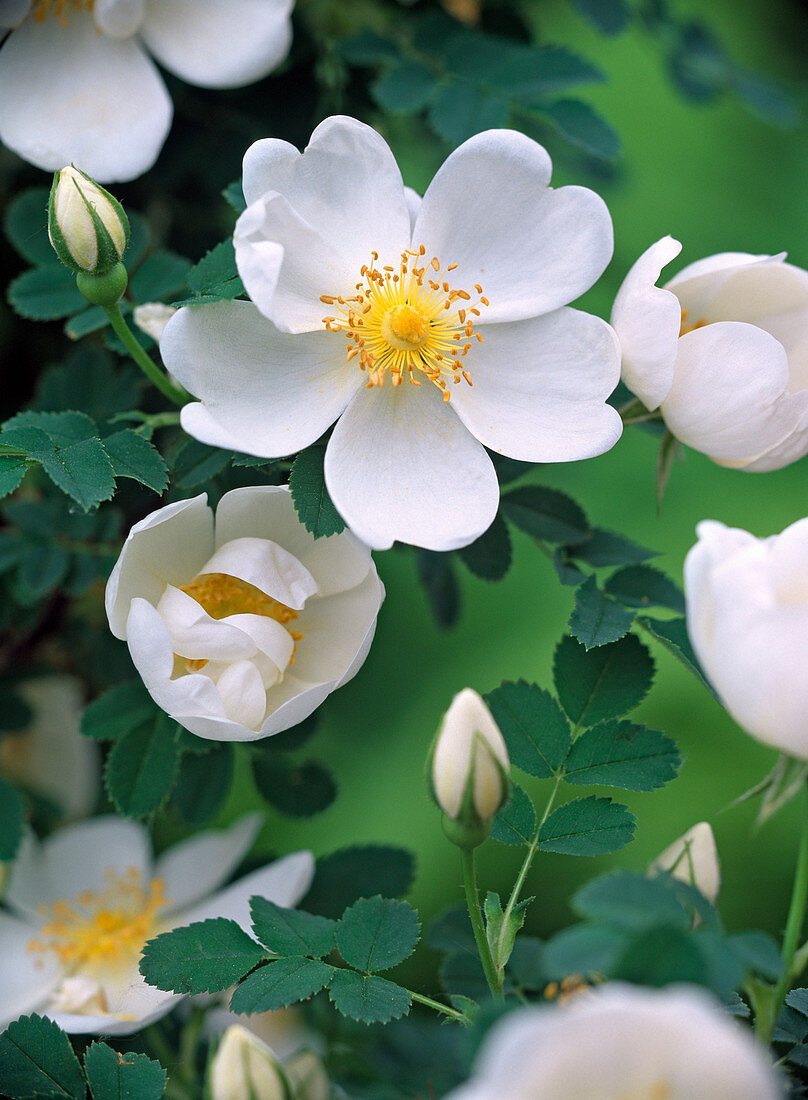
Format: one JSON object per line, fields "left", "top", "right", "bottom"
{"left": 649, "top": 822, "right": 720, "bottom": 905}
{"left": 430, "top": 688, "right": 510, "bottom": 848}
{"left": 285, "top": 1050, "right": 331, "bottom": 1100}
{"left": 209, "top": 1025, "right": 292, "bottom": 1100}
{"left": 48, "top": 165, "right": 129, "bottom": 276}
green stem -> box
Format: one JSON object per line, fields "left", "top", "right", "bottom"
{"left": 407, "top": 990, "right": 467, "bottom": 1023}
{"left": 104, "top": 304, "right": 189, "bottom": 407}
{"left": 460, "top": 847, "right": 502, "bottom": 1001}
{"left": 756, "top": 783, "right": 808, "bottom": 1044}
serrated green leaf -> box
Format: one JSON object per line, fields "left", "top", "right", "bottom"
{"left": 250, "top": 898, "right": 337, "bottom": 958}
{"left": 372, "top": 62, "right": 439, "bottom": 113}
{"left": 7, "top": 264, "right": 86, "bottom": 320}
{"left": 85, "top": 1042, "right": 166, "bottom": 1100}
{"left": 289, "top": 446, "right": 344, "bottom": 539}
{"left": 2, "top": 414, "right": 115, "bottom": 511}
{"left": 501, "top": 486, "right": 590, "bottom": 544}
{"left": 573, "top": 870, "right": 690, "bottom": 931}
{"left": 337, "top": 896, "right": 420, "bottom": 972}
{"left": 636, "top": 615, "right": 712, "bottom": 690}
{"left": 0, "top": 455, "right": 28, "bottom": 499}
{"left": 171, "top": 743, "right": 234, "bottom": 826}
{"left": 64, "top": 305, "right": 110, "bottom": 340}
{"left": 485, "top": 891, "right": 531, "bottom": 971}
{"left": 457, "top": 512, "right": 512, "bottom": 581}
{"left": 303, "top": 846, "right": 416, "bottom": 920}
{"left": 140, "top": 918, "right": 266, "bottom": 994}
{"left": 81, "top": 680, "right": 156, "bottom": 741}
{"left": 491, "top": 782, "right": 537, "bottom": 845}
{"left": 570, "top": 0, "right": 630, "bottom": 34}
{"left": 428, "top": 83, "right": 509, "bottom": 145}
{"left": 604, "top": 565, "right": 685, "bottom": 614}
{"left": 4, "top": 187, "right": 52, "bottom": 265}
{"left": 538, "top": 796, "right": 636, "bottom": 856}
{"left": 230, "top": 957, "right": 334, "bottom": 1014}
{"left": 569, "top": 576, "right": 635, "bottom": 649}
{"left": 251, "top": 755, "right": 336, "bottom": 818}
{"left": 0, "top": 1014, "right": 85, "bottom": 1100}
{"left": 328, "top": 970, "right": 411, "bottom": 1024}
{"left": 417, "top": 549, "right": 460, "bottom": 629}
{"left": 563, "top": 720, "right": 680, "bottom": 791}
{"left": 104, "top": 712, "right": 180, "bottom": 817}
{"left": 172, "top": 438, "right": 232, "bottom": 487}
{"left": 553, "top": 633, "right": 655, "bottom": 729}
{"left": 187, "top": 240, "right": 238, "bottom": 293}
{"left": 130, "top": 250, "right": 191, "bottom": 302}
{"left": 0, "top": 775, "right": 24, "bottom": 860}
{"left": 103, "top": 429, "right": 168, "bottom": 494}
{"left": 30, "top": 347, "right": 141, "bottom": 425}
{"left": 17, "top": 542, "right": 70, "bottom": 600}
{"left": 570, "top": 528, "right": 658, "bottom": 567}
{"left": 485, "top": 681, "right": 570, "bottom": 778}
{"left": 537, "top": 98, "right": 621, "bottom": 159}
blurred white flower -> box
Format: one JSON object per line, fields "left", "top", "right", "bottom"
{"left": 105, "top": 486, "right": 384, "bottom": 742}
{"left": 685, "top": 517, "right": 808, "bottom": 760}
{"left": 649, "top": 821, "right": 720, "bottom": 905}
{"left": 612, "top": 237, "right": 808, "bottom": 470}
{"left": 161, "top": 115, "right": 622, "bottom": 552}
{"left": 0, "top": 813, "right": 312, "bottom": 1035}
{"left": 133, "top": 302, "right": 177, "bottom": 343}
{"left": 430, "top": 688, "right": 509, "bottom": 822}
{"left": 0, "top": 0, "right": 294, "bottom": 182}
{"left": 444, "top": 983, "right": 780, "bottom": 1099}
{"left": 0, "top": 676, "right": 98, "bottom": 821}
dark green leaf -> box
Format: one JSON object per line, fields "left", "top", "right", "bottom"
{"left": 4, "top": 187, "right": 52, "bottom": 265}
{"left": 81, "top": 680, "right": 156, "bottom": 741}
{"left": 728, "top": 931, "right": 783, "bottom": 981}
{"left": 538, "top": 796, "right": 636, "bottom": 856}
{"left": 733, "top": 71, "right": 799, "bottom": 128}
{"left": 372, "top": 62, "right": 439, "bottom": 113}
{"left": 328, "top": 970, "right": 411, "bottom": 1024}
{"left": 543, "top": 922, "right": 627, "bottom": 976}
{"left": 427, "top": 906, "right": 475, "bottom": 956}
{"left": 537, "top": 98, "right": 621, "bottom": 159}
{"left": 104, "top": 430, "right": 168, "bottom": 494}
{"left": 64, "top": 305, "right": 110, "bottom": 341}
{"left": 507, "top": 936, "right": 546, "bottom": 990}
{"left": 172, "top": 438, "right": 232, "bottom": 487}
{"left": 3, "top": 417, "right": 116, "bottom": 511}
{"left": 230, "top": 957, "right": 334, "bottom": 1014}
{"left": 439, "top": 951, "right": 488, "bottom": 1001}
{"left": 569, "top": 576, "right": 635, "bottom": 649}
{"left": 573, "top": 871, "right": 690, "bottom": 931}
{"left": 289, "top": 446, "right": 344, "bottom": 539}
{"left": 130, "top": 250, "right": 191, "bottom": 302}
{"left": 500, "top": 486, "right": 590, "bottom": 544}
{"left": 656, "top": 429, "right": 680, "bottom": 510}
{"left": 251, "top": 755, "right": 336, "bottom": 818}
{"left": 85, "top": 1042, "right": 166, "bottom": 1100}
{"left": 7, "top": 264, "right": 86, "bottom": 320}
{"left": 338, "top": 31, "right": 400, "bottom": 65}
{"left": 187, "top": 240, "right": 238, "bottom": 293}
{"left": 31, "top": 347, "right": 141, "bottom": 425}
{"left": 570, "top": 0, "right": 630, "bottom": 35}
{"left": 250, "top": 897, "right": 337, "bottom": 958}
{"left": 0, "top": 455, "right": 28, "bottom": 499}
{"left": 552, "top": 548, "right": 588, "bottom": 587}
{"left": 140, "top": 918, "right": 266, "bottom": 994}
{"left": 417, "top": 549, "right": 460, "bottom": 629}
{"left": 222, "top": 180, "right": 246, "bottom": 213}
{"left": 336, "top": 897, "right": 420, "bottom": 972}
{"left": 104, "top": 713, "right": 180, "bottom": 817}
{"left": 563, "top": 720, "right": 680, "bottom": 791}
{"left": 570, "top": 528, "right": 658, "bottom": 567}
{"left": 304, "top": 846, "right": 416, "bottom": 920}
{"left": 171, "top": 743, "right": 234, "bottom": 825}
{"left": 0, "top": 776, "right": 24, "bottom": 860}
{"left": 553, "top": 633, "right": 655, "bottom": 728}
{"left": 0, "top": 1014, "right": 85, "bottom": 1100}
{"left": 491, "top": 782, "right": 536, "bottom": 845}
{"left": 604, "top": 565, "right": 685, "bottom": 614}
{"left": 428, "top": 83, "right": 509, "bottom": 145}
{"left": 613, "top": 925, "right": 743, "bottom": 994}
{"left": 487, "top": 43, "right": 604, "bottom": 96}
{"left": 636, "top": 615, "right": 713, "bottom": 691}
{"left": 0, "top": 688, "right": 33, "bottom": 730}
{"left": 457, "top": 512, "right": 512, "bottom": 581}
{"left": 485, "top": 680, "right": 570, "bottom": 778}
{"left": 17, "top": 542, "right": 70, "bottom": 600}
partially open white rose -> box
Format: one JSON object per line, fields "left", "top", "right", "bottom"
{"left": 105, "top": 486, "right": 384, "bottom": 742}
{"left": 612, "top": 237, "right": 808, "bottom": 470}
{"left": 685, "top": 517, "right": 808, "bottom": 760}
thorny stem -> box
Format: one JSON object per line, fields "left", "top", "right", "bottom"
{"left": 460, "top": 847, "right": 502, "bottom": 1001}
{"left": 103, "top": 304, "right": 189, "bottom": 407}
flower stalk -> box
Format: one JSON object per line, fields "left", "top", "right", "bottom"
{"left": 460, "top": 847, "right": 503, "bottom": 1002}
{"left": 103, "top": 303, "right": 189, "bottom": 407}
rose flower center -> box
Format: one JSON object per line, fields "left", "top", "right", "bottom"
{"left": 31, "top": 0, "right": 93, "bottom": 25}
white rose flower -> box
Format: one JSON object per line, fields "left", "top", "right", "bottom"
{"left": 611, "top": 237, "right": 808, "bottom": 470}
{"left": 444, "top": 984, "right": 780, "bottom": 1099}
{"left": 160, "top": 115, "right": 622, "bottom": 552}
{"left": 684, "top": 517, "right": 808, "bottom": 760}
{"left": 0, "top": 0, "right": 294, "bottom": 182}
{"left": 105, "top": 485, "right": 384, "bottom": 742}
{"left": 0, "top": 813, "right": 313, "bottom": 1035}
{"left": 649, "top": 821, "right": 720, "bottom": 905}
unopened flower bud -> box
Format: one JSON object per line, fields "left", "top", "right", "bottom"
{"left": 649, "top": 821, "right": 720, "bottom": 905}
{"left": 285, "top": 1050, "right": 330, "bottom": 1100}
{"left": 429, "top": 688, "right": 510, "bottom": 848}
{"left": 208, "top": 1025, "right": 292, "bottom": 1100}
{"left": 48, "top": 165, "right": 129, "bottom": 276}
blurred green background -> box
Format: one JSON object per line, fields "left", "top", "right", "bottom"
{"left": 233, "top": 0, "right": 808, "bottom": 985}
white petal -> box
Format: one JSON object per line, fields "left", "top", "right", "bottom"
{"left": 224, "top": 614, "right": 295, "bottom": 676}
{"left": 214, "top": 486, "right": 373, "bottom": 598}
{"left": 292, "top": 571, "right": 385, "bottom": 684}
{"left": 650, "top": 822, "right": 720, "bottom": 905}
{"left": 198, "top": 537, "right": 318, "bottom": 609}
{"left": 412, "top": 129, "right": 612, "bottom": 323}
{"left": 449, "top": 309, "right": 622, "bottom": 461}
{"left": 94, "top": 0, "right": 145, "bottom": 38}
{"left": 0, "top": 911, "right": 61, "bottom": 1029}
{"left": 179, "top": 851, "right": 315, "bottom": 928}
{"left": 105, "top": 494, "right": 213, "bottom": 640}
{"left": 49, "top": 973, "right": 181, "bottom": 1036}
{"left": 5, "top": 818, "right": 151, "bottom": 922}
{"left": 214, "top": 660, "right": 268, "bottom": 728}
{"left": 157, "top": 585, "right": 258, "bottom": 660}
{"left": 0, "top": 13, "right": 171, "bottom": 182}
{"left": 259, "top": 677, "right": 336, "bottom": 739}
{"left": 662, "top": 322, "right": 808, "bottom": 464}
{"left": 140, "top": 0, "right": 292, "bottom": 88}
{"left": 610, "top": 235, "right": 683, "bottom": 410}
{"left": 156, "top": 814, "right": 262, "bottom": 914}
{"left": 325, "top": 380, "right": 500, "bottom": 551}
{"left": 162, "top": 301, "right": 359, "bottom": 456}
{"left": 404, "top": 186, "right": 421, "bottom": 233}
{"left": 666, "top": 250, "right": 780, "bottom": 292}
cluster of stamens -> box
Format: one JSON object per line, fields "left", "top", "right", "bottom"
{"left": 31, "top": 0, "right": 93, "bottom": 24}
{"left": 28, "top": 868, "right": 167, "bottom": 970}
{"left": 679, "top": 308, "right": 708, "bottom": 336}
{"left": 321, "top": 245, "right": 489, "bottom": 402}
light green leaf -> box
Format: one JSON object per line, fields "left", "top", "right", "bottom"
{"left": 230, "top": 957, "right": 334, "bottom": 1014}
{"left": 538, "top": 796, "right": 636, "bottom": 856}
{"left": 328, "top": 970, "right": 411, "bottom": 1024}
{"left": 140, "top": 918, "right": 266, "bottom": 994}
{"left": 553, "top": 633, "right": 655, "bottom": 728}
{"left": 485, "top": 891, "right": 531, "bottom": 971}
{"left": 336, "top": 896, "right": 420, "bottom": 972}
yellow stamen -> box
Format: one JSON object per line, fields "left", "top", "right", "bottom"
{"left": 679, "top": 308, "right": 708, "bottom": 336}
{"left": 181, "top": 572, "right": 298, "bottom": 625}
{"left": 31, "top": 0, "right": 93, "bottom": 25}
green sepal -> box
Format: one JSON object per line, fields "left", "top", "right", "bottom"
{"left": 48, "top": 168, "right": 130, "bottom": 275}
{"left": 76, "top": 263, "right": 128, "bottom": 306}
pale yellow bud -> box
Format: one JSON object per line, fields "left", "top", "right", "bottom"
{"left": 431, "top": 688, "right": 510, "bottom": 822}
{"left": 48, "top": 165, "right": 129, "bottom": 275}
{"left": 649, "top": 821, "right": 720, "bottom": 904}
{"left": 209, "top": 1025, "right": 291, "bottom": 1100}
{"left": 285, "top": 1050, "right": 330, "bottom": 1100}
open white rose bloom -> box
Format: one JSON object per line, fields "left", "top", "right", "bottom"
{"left": 685, "top": 517, "right": 808, "bottom": 760}
{"left": 0, "top": 0, "right": 294, "bottom": 182}
{"left": 160, "top": 115, "right": 623, "bottom": 552}
{"left": 105, "top": 485, "right": 384, "bottom": 742}
{"left": 612, "top": 236, "right": 808, "bottom": 470}
{"left": 0, "top": 813, "right": 313, "bottom": 1035}
{"left": 445, "top": 984, "right": 780, "bottom": 1099}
